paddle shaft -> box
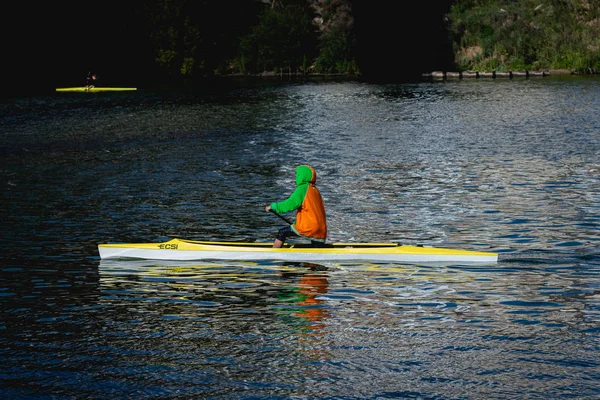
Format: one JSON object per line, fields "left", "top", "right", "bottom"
{"left": 270, "top": 209, "right": 293, "bottom": 225}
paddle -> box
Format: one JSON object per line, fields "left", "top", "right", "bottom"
{"left": 269, "top": 209, "right": 293, "bottom": 225}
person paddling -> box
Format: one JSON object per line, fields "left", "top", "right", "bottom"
{"left": 265, "top": 165, "right": 327, "bottom": 248}
{"left": 85, "top": 71, "right": 97, "bottom": 89}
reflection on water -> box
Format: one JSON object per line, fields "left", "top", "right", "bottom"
{"left": 89, "top": 258, "right": 600, "bottom": 398}
{"left": 1, "top": 77, "right": 599, "bottom": 398}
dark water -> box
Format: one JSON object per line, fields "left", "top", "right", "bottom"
{"left": 1, "top": 77, "right": 599, "bottom": 399}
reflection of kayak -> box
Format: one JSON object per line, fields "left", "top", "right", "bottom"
{"left": 98, "top": 238, "right": 498, "bottom": 264}
{"left": 55, "top": 87, "right": 137, "bottom": 92}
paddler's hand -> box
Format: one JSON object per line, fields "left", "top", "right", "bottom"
{"left": 265, "top": 205, "right": 272, "bottom": 212}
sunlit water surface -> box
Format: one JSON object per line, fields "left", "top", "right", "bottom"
{"left": 1, "top": 77, "right": 599, "bottom": 399}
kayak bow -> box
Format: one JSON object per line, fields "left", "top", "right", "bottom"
{"left": 98, "top": 238, "right": 498, "bottom": 264}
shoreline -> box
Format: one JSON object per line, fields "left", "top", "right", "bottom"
{"left": 422, "top": 69, "right": 598, "bottom": 79}
{"left": 219, "top": 68, "right": 597, "bottom": 81}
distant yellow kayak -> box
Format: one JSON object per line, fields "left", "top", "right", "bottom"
{"left": 56, "top": 87, "right": 137, "bottom": 92}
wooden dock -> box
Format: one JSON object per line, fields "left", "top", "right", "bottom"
{"left": 423, "top": 70, "right": 565, "bottom": 79}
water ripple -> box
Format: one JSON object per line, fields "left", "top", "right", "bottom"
{"left": 2, "top": 78, "right": 600, "bottom": 398}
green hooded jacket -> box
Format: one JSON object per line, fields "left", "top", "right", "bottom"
{"left": 270, "top": 165, "right": 327, "bottom": 241}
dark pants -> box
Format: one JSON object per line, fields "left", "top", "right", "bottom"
{"left": 276, "top": 226, "right": 326, "bottom": 247}
{"left": 277, "top": 225, "right": 298, "bottom": 243}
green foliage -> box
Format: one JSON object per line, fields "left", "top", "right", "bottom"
{"left": 155, "top": 48, "right": 178, "bottom": 69}
{"left": 146, "top": 0, "right": 194, "bottom": 77}
{"left": 180, "top": 57, "right": 195, "bottom": 76}
{"left": 314, "top": 28, "right": 357, "bottom": 73}
{"left": 143, "top": 0, "right": 263, "bottom": 79}
{"left": 448, "top": 0, "right": 600, "bottom": 72}
{"left": 235, "top": 3, "right": 317, "bottom": 74}
{"left": 144, "top": 0, "right": 600, "bottom": 79}
{"left": 144, "top": 0, "right": 356, "bottom": 79}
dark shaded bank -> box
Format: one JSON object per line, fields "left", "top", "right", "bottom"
{"left": 5, "top": 0, "right": 152, "bottom": 98}
{"left": 6, "top": 1, "right": 456, "bottom": 96}
{"left": 352, "top": 1, "right": 455, "bottom": 82}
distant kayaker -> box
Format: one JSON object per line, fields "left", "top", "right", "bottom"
{"left": 85, "top": 71, "right": 97, "bottom": 88}
{"left": 265, "top": 164, "right": 327, "bottom": 248}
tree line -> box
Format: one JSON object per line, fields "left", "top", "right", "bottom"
{"left": 448, "top": 0, "right": 600, "bottom": 73}
{"left": 9, "top": 0, "right": 598, "bottom": 96}
{"left": 140, "top": 0, "right": 358, "bottom": 79}
{"left": 139, "top": 0, "right": 598, "bottom": 81}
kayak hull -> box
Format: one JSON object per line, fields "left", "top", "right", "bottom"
{"left": 98, "top": 238, "right": 498, "bottom": 264}
{"left": 56, "top": 87, "right": 137, "bottom": 92}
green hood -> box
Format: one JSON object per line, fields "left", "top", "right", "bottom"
{"left": 295, "top": 165, "right": 316, "bottom": 186}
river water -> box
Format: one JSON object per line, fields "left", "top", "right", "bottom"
{"left": 1, "top": 76, "right": 599, "bottom": 399}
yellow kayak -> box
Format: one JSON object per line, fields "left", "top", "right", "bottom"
{"left": 98, "top": 238, "right": 498, "bottom": 264}
{"left": 56, "top": 87, "right": 137, "bottom": 92}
